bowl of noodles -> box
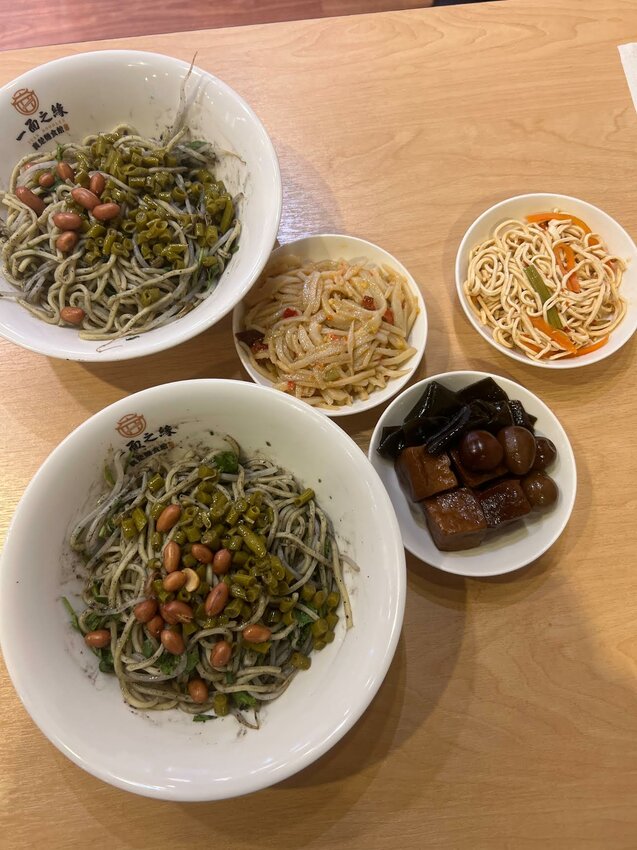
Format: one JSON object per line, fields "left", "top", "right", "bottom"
{"left": 0, "top": 379, "right": 405, "bottom": 800}
{"left": 232, "top": 233, "right": 428, "bottom": 415}
{"left": 456, "top": 193, "right": 637, "bottom": 368}
{"left": 0, "top": 51, "right": 282, "bottom": 360}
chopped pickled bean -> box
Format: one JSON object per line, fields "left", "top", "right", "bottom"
{"left": 326, "top": 612, "right": 339, "bottom": 630}
{"left": 291, "top": 652, "right": 311, "bottom": 670}
{"left": 301, "top": 582, "right": 316, "bottom": 602}
{"left": 236, "top": 524, "right": 267, "bottom": 559}
{"left": 121, "top": 518, "right": 136, "bottom": 539}
{"left": 311, "top": 618, "right": 328, "bottom": 638}
{"left": 213, "top": 693, "right": 229, "bottom": 717}
{"left": 184, "top": 525, "right": 201, "bottom": 543}
{"left": 173, "top": 529, "right": 187, "bottom": 546}
{"left": 294, "top": 488, "right": 315, "bottom": 507}
{"left": 150, "top": 502, "right": 166, "bottom": 520}
{"left": 131, "top": 507, "right": 147, "bottom": 532}
{"left": 326, "top": 591, "right": 340, "bottom": 609}
{"left": 148, "top": 473, "right": 165, "bottom": 493}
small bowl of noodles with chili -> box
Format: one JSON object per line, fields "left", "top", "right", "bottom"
{"left": 232, "top": 233, "right": 428, "bottom": 416}
{"left": 0, "top": 51, "right": 281, "bottom": 361}
{"left": 0, "top": 379, "right": 405, "bottom": 799}
{"left": 455, "top": 193, "right": 637, "bottom": 368}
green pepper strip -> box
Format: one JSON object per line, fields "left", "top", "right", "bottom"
{"left": 524, "top": 264, "right": 562, "bottom": 330}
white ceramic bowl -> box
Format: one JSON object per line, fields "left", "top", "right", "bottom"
{"left": 232, "top": 234, "right": 427, "bottom": 417}
{"left": 455, "top": 193, "right": 637, "bottom": 368}
{"left": 0, "top": 380, "right": 405, "bottom": 800}
{"left": 368, "top": 371, "right": 577, "bottom": 577}
{"left": 0, "top": 51, "right": 282, "bottom": 361}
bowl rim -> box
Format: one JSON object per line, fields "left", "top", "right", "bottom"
{"left": 455, "top": 192, "right": 637, "bottom": 369}
{"left": 368, "top": 369, "right": 577, "bottom": 577}
{"left": 0, "top": 50, "right": 283, "bottom": 362}
{"left": 232, "top": 232, "right": 428, "bottom": 417}
{"left": 0, "top": 378, "right": 407, "bottom": 800}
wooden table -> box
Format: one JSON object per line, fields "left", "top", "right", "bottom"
{"left": 2, "top": 1, "right": 637, "bottom": 846}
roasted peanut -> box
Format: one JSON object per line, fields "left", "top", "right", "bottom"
{"left": 38, "top": 171, "right": 55, "bottom": 189}
{"left": 134, "top": 599, "right": 158, "bottom": 623}
{"left": 160, "top": 600, "right": 194, "bottom": 625}
{"left": 15, "top": 186, "right": 45, "bottom": 215}
{"left": 182, "top": 567, "right": 200, "bottom": 592}
{"left": 187, "top": 678, "right": 209, "bottom": 704}
{"left": 163, "top": 571, "right": 186, "bottom": 593}
{"left": 160, "top": 629, "right": 185, "bottom": 655}
{"left": 205, "top": 582, "right": 229, "bottom": 616}
{"left": 60, "top": 306, "right": 85, "bottom": 325}
{"left": 56, "top": 161, "right": 75, "bottom": 182}
{"left": 210, "top": 640, "right": 232, "bottom": 668}
{"left": 242, "top": 624, "right": 272, "bottom": 644}
{"left": 156, "top": 504, "right": 181, "bottom": 533}
{"left": 212, "top": 548, "right": 232, "bottom": 575}
{"left": 56, "top": 231, "right": 78, "bottom": 253}
{"left": 163, "top": 540, "right": 181, "bottom": 573}
{"left": 92, "top": 202, "right": 121, "bottom": 221}
{"left": 191, "top": 543, "right": 213, "bottom": 564}
{"left": 146, "top": 615, "right": 164, "bottom": 638}
{"left": 52, "top": 211, "right": 83, "bottom": 231}
{"left": 89, "top": 172, "right": 106, "bottom": 196}
{"left": 84, "top": 629, "right": 110, "bottom": 648}
{"left": 71, "top": 187, "right": 100, "bottom": 210}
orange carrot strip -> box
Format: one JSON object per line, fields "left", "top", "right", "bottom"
{"left": 526, "top": 212, "right": 598, "bottom": 246}
{"left": 520, "top": 336, "right": 544, "bottom": 355}
{"left": 566, "top": 336, "right": 610, "bottom": 358}
{"left": 529, "top": 316, "right": 578, "bottom": 354}
{"left": 553, "top": 244, "right": 581, "bottom": 293}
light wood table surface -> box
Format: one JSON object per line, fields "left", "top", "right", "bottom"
{"left": 1, "top": 1, "right": 637, "bottom": 847}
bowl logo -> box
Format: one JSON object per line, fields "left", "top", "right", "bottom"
{"left": 116, "top": 413, "right": 147, "bottom": 439}
{"left": 11, "top": 88, "right": 39, "bottom": 116}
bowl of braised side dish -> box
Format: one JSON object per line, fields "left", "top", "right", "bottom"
{"left": 369, "top": 371, "right": 577, "bottom": 577}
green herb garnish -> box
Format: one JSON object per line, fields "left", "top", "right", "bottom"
{"left": 61, "top": 597, "right": 80, "bottom": 632}
{"left": 214, "top": 452, "right": 239, "bottom": 474}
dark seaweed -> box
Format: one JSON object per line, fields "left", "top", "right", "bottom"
{"left": 457, "top": 377, "right": 510, "bottom": 405}
{"left": 426, "top": 405, "right": 472, "bottom": 454}
{"left": 377, "top": 378, "right": 539, "bottom": 460}
{"left": 509, "top": 400, "right": 537, "bottom": 433}
{"left": 403, "top": 381, "right": 463, "bottom": 424}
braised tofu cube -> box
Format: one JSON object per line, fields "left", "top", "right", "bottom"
{"left": 421, "top": 487, "right": 488, "bottom": 551}
{"left": 449, "top": 447, "right": 508, "bottom": 488}
{"left": 478, "top": 479, "right": 532, "bottom": 528}
{"left": 395, "top": 446, "right": 458, "bottom": 502}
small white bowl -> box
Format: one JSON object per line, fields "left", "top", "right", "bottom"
{"left": 232, "top": 234, "right": 427, "bottom": 417}
{"left": 0, "top": 379, "right": 405, "bottom": 800}
{"left": 368, "top": 371, "right": 577, "bottom": 578}
{"left": 0, "top": 51, "right": 282, "bottom": 361}
{"left": 455, "top": 193, "right": 637, "bottom": 368}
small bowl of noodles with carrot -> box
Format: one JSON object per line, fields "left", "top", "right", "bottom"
{"left": 455, "top": 193, "right": 637, "bottom": 368}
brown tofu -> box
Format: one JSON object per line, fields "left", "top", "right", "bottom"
{"left": 395, "top": 446, "right": 458, "bottom": 502}
{"left": 449, "top": 447, "right": 508, "bottom": 488}
{"left": 478, "top": 479, "right": 532, "bottom": 528}
{"left": 421, "top": 487, "right": 488, "bottom": 551}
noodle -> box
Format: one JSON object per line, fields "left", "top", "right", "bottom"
{"left": 0, "top": 124, "right": 240, "bottom": 340}
{"left": 68, "top": 439, "right": 353, "bottom": 725}
{"left": 237, "top": 254, "right": 419, "bottom": 408}
{"left": 463, "top": 214, "right": 626, "bottom": 360}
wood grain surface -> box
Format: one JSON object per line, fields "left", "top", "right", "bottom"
{"left": 1, "top": 1, "right": 637, "bottom": 847}
{"left": 0, "top": 0, "right": 433, "bottom": 51}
